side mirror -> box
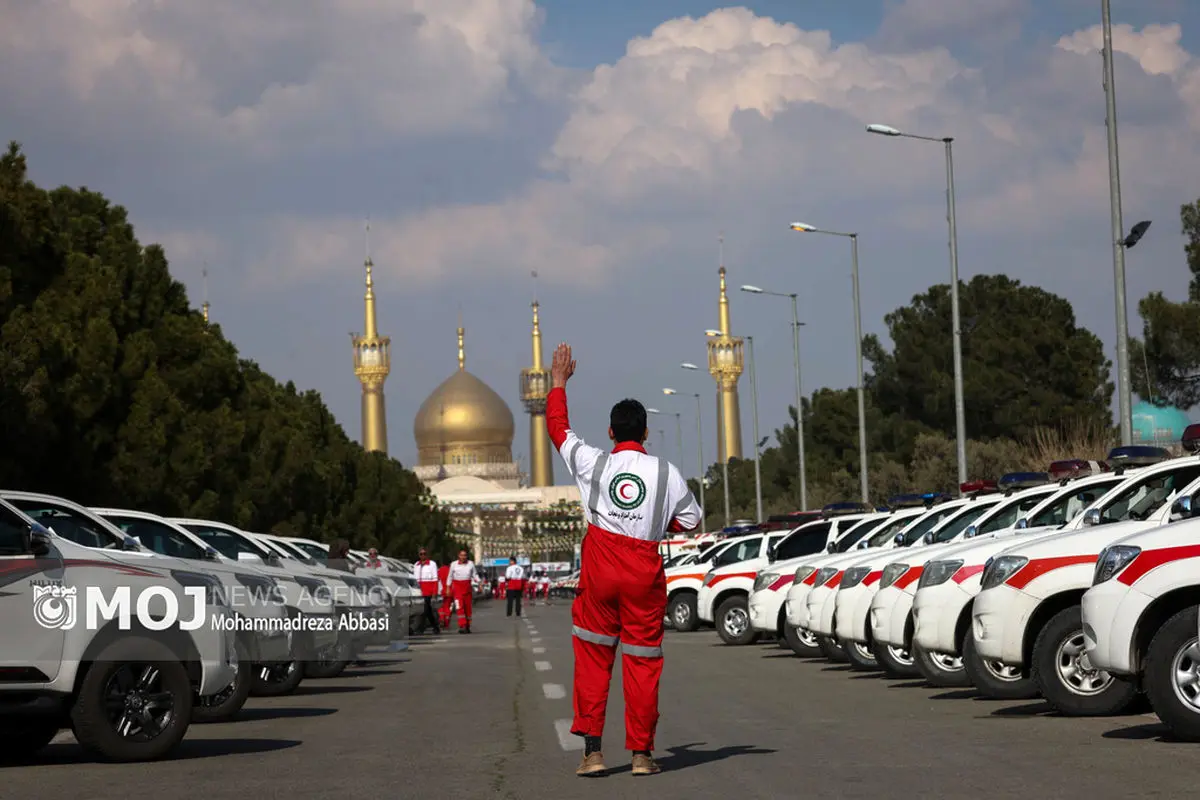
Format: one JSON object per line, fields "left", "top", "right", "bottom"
{"left": 893, "top": 532, "right": 906, "bottom": 546}
{"left": 1015, "top": 518, "right": 1029, "bottom": 530}
{"left": 857, "top": 540, "right": 869, "bottom": 549}
{"left": 25, "top": 524, "right": 52, "bottom": 557}
{"left": 237, "top": 551, "right": 265, "bottom": 564}
{"left": 203, "top": 545, "right": 221, "bottom": 561}
{"left": 922, "top": 532, "right": 934, "bottom": 545}
{"left": 964, "top": 524, "right": 979, "bottom": 539}
{"left": 1083, "top": 508, "right": 1102, "bottom": 527}
{"left": 826, "top": 543, "right": 835, "bottom": 553}
{"left": 1169, "top": 494, "right": 1196, "bottom": 523}
{"left": 121, "top": 534, "right": 141, "bottom": 551}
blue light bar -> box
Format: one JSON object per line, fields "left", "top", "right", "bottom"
{"left": 998, "top": 472, "right": 1051, "bottom": 491}
{"left": 1107, "top": 445, "right": 1170, "bottom": 467}
{"left": 821, "top": 501, "right": 873, "bottom": 517}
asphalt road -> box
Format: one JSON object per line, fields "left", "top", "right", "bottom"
{"left": 4, "top": 599, "right": 1200, "bottom": 798}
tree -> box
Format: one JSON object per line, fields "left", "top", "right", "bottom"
{"left": 865, "top": 274, "right": 1113, "bottom": 444}
{"left": 0, "top": 142, "right": 452, "bottom": 558}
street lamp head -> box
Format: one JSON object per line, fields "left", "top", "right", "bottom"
{"left": 866, "top": 123, "right": 902, "bottom": 136}
{"left": 662, "top": 388, "right": 678, "bottom": 396}
{"left": 740, "top": 284, "right": 764, "bottom": 294}
{"left": 680, "top": 362, "right": 700, "bottom": 370}
{"left": 646, "top": 407, "right": 661, "bottom": 414}
{"left": 1123, "top": 220, "right": 1152, "bottom": 249}
{"left": 704, "top": 329, "right": 722, "bottom": 337}
{"left": 789, "top": 222, "right": 817, "bottom": 233}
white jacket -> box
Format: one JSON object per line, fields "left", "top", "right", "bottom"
{"left": 412, "top": 560, "right": 438, "bottom": 583}
{"left": 447, "top": 561, "right": 477, "bottom": 583}
{"left": 505, "top": 564, "right": 525, "bottom": 582}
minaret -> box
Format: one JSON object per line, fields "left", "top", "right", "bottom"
{"left": 201, "top": 263, "right": 210, "bottom": 324}
{"left": 520, "top": 272, "right": 553, "bottom": 486}
{"left": 708, "top": 238, "right": 744, "bottom": 461}
{"left": 351, "top": 221, "right": 391, "bottom": 453}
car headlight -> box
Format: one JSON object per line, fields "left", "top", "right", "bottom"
{"left": 980, "top": 555, "right": 1029, "bottom": 591}
{"left": 841, "top": 566, "right": 872, "bottom": 589}
{"left": 703, "top": 572, "right": 718, "bottom": 587}
{"left": 794, "top": 566, "right": 817, "bottom": 584}
{"left": 879, "top": 563, "right": 909, "bottom": 589}
{"left": 813, "top": 567, "right": 839, "bottom": 587}
{"left": 1093, "top": 545, "right": 1141, "bottom": 585}
{"left": 918, "top": 560, "right": 964, "bottom": 589}
{"left": 295, "top": 575, "right": 334, "bottom": 604}
{"left": 235, "top": 573, "right": 286, "bottom": 606}
{"left": 754, "top": 572, "right": 778, "bottom": 592}
{"left": 171, "top": 570, "right": 226, "bottom": 607}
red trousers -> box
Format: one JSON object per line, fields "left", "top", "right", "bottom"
{"left": 451, "top": 580, "right": 473, "bottom": 629}
{"left": 571, "top": 526, "right": 666, "bottom": 752}
{"left": 439, "top": 592, "right": 455, "bottom": 627}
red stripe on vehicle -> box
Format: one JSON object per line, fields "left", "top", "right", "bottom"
{"left": 802, "top": 572, "right": 818, "bottom": 586}
{"left": 1006, "top": 555, "right": 1097, "bottom": 590}
{"left": 863, "top": 570, "right": 882, "bottom": 587}
{"left": 667, "top": 573, "right": 704, "bottom": 585}
{"left": 709, "top": 571, "right": 756, "bottom": 586}
{"left": 895, "top": 566, "right": 923, "bottom": 589}
{"left": 952, "top": 565, "right": 986, "bottom": 584}
{"left": 769, "top": 575, "right": 794, "bottom": 592}
{"left": 824, "top": 571, "right": 843, "bottom": 589}
{"left": 1118, "top": 544, "right": 1200, "bottom": 586}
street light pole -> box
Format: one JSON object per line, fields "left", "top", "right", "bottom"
{"left": 865, "top": 123, "right": 968, "bottom": 485}
{"left": 662, "top": 388, "right": 707, "bottom": 531}
{"left": 784, "top": 226, "right": 870, "bottom": 503}
{"left": 1102, "top": 0, "right": 1133, "bottom": 445}
{"left": 683, "top": 358, "right": 730, "bottom": 527}
{"left": 747, "top": 336, "right": 764, "bottom": 523}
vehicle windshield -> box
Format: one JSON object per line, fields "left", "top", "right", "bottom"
{"left": 865, "top": 513, "right": 921, "bottom": 547}
{"left": 712, "top": 537, "right": 761, "bottom": 566}
{"left": 1025, "top": 479, "right": 1124, "bottom": 528}
{"left": 664, "top": 553, "right": 690, "bottom": 568}
{"left": 269, "top": 538, "right": 318, "bottom": 563}
{"left": 832, "top": 517, "right": 887, "bottom": 552}
{"left": 0, "top": 503, "right": 30, "bottom": 556}
{"left": 184, "top": 523, "right": 273, "bottom": 560}
{"left": 9, "top": 501, "right": 121, "bottom": 550}
{"left": 104, "top": 515, "right": 207, "bottom": 560}
{"left": 976, "top": 490, "right": 1056, "bottom": 535}
{"left": 696, "top": 542, "right": 731, "bottom": 563}
{"left": 898, "top": 505, "right": 961, "bottom": 546}
{"left": 931, "top": 501, "right": 998, "bottom": 543}
{"left": 1099, "top": 466, "right": 1200, "bottom": 524}
{"left": 291, "top": 541, "right": 330, "bottom": 562}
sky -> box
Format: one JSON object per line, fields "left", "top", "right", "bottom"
{"left": 4, "top": 0, "right": 1200, "bottom": 483}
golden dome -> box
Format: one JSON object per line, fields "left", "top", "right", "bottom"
{"left": 413, "top": 326, "right": 515, "bottom": 468}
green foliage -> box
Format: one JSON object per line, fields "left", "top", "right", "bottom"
{"left": 0, "top": 142, "right": 454, "bottom": 560}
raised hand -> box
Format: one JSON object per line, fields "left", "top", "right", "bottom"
{"left": 551, "top": 342, "right": 576, "bottom": 388}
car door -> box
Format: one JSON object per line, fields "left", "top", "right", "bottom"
{"left": 0, "top": 502, "right": 64, "bottom": 683}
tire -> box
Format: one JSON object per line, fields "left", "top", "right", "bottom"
{"left": 716, "top": 595, "right": 759, "bottom": 646}
{"left": 192, "top": 638, "right": 252, "bottom": 723}
{"left": 250, "top": 661, "right": 304, "bottom": 697}
{"left": 1144, "top": 606, "right": 1200, "bottom": 741}
{"left": 668, "top": 593, "right": 700, "bottom": 633}
{"left": 963, "top": 630, "right": 1038, "bottom": 700}
{"left": 783, "top": 624, "right": 822, "bottom": 658}
{"left": 844, "top": 639, "right": 879, "bottom": 671}
{"left": 1031, "top": 605, "right": 1136, "bottom": 716}
{"left": 0, "top": 720, "right": 59, "bottom": 762}
{"left": 70, "top": 636, "right": 193, "bottom": 762}
{"left": 914, "top": 643, "right": 969, "bottom": 687}
{"left": 817, "top": 635, "right": 848, "bottom": 663}
{"left": 872, "top": 639, "right": 921, "bottom": 679}
{"left": 303, "top": 637, "right": 353, "bottom": 679}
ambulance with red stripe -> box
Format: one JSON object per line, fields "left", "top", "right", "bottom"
{"left": 810, "top": 490, "right": 1003, "bottom": 669}
{"left": 1082, "top": 476, "right": 1200, "bottom": 740}
{"left": 973, "top": 446, "right": 1198, "bottom": 717}
{"left": 666, "top": 533, "right": 770, "bottom": 633}
{"left": 748, "top": 508, "right": 917, "bottom": 649}
{"left": 910, "top": 461, "right": 1124, "bottom": 696}
{"left": 697, "top": 504, "right": 872, "bottom": 646}
{"left": 783, "top": 496, "right": 956, "bottom": 659}
{"left": 852, "top": 474, "right": 1060, "bottom": 680}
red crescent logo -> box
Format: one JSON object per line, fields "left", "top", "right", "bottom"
{"left": 620, "top": 483, "right": 634, "bottom": 500}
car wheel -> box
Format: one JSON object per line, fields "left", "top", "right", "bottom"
{"left": 1031, "top": 605, "right": 1136, "bottom": 716}
{"left": 962, "top": 630, "right": 1037, "bottom": 699}
{"left": 192, "top": 638, "right": 252, "bottom": 723}
{"left": 716, "top": 596, "right": 759, "bottom": 646}
{"left": 817, "top": 635, "right": 848, "bottom": 663}
{"left": 250, "top": 661, "right": 304, "bottom": 697}
{"left": 871, "top": 639, "right": 921, "bottom": 679}
{"left": 304, "top": 639, "right": 352, "bottom": 679}
{"left": 0, "top": 720, "right": 59, "bottom": 762}
{"left": 844, "top": 639, "right": 879, "bottom": 671}
{"left": 70, "top": 636, "right": 192, "bottom": 762}
{"left": 668, "top": 593, "right": 700, "bottom": 633}
{"left": 914, "top": 643, "right": 969, "bottom": 687}
{"left": 1144, "top": 606, "right": 1200, "bottom": 740}
{"left": 782, "top": 624, "right": 822, "bottom": 658}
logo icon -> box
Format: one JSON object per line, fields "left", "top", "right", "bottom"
{"left": 33, "top": 583, "right": 77, "bottom": 630}
{"left": 609, "top": 473, "right": 647, "bottom": 510}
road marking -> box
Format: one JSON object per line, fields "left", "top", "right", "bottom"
{"left": 533, "top": 647, "right": 546, "bottom": 654}
{"left": 529, "top": 628, "right": 539, "bottom": 635}
{"left": 531, "top": 638, "right": 542, "bottom": 643}
{"left": 535, "top": 660, "right": 551, "bottom": 671}
{"left": 543, "top": 683, "right": 566, "bottom": 699}
{"left": 555, "top": 719, "right": 583, "bottom": 751}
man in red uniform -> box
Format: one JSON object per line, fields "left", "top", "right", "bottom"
{"left": 412, "top": 548, "right": 441, "bottom": 635}
{"left": 446, "top": 549, "right": 477, "bottom": 634}
{"left": 438, "top": 561, "right": 454, "bottom": 630}
{"left": 546, "top": 343, "right": 701, "bottom": 777}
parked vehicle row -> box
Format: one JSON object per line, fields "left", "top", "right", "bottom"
{"left": 0, "top": 491, "right": 427, "bottom": 763}
{"left": 671, "top": 443, "right": 1200, "bottom": 741}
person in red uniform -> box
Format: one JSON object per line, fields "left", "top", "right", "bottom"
{"left": 446, "top": 549, "right": 477, "bottom": 633}
{"left": 546, "top": 343, "right": 702, "bottom": 777}
{"left": 412, "top": 548, "right": 440, "bottom": 635}
{"left": 438, "top": 562, "right": 454, "bottom": 630}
